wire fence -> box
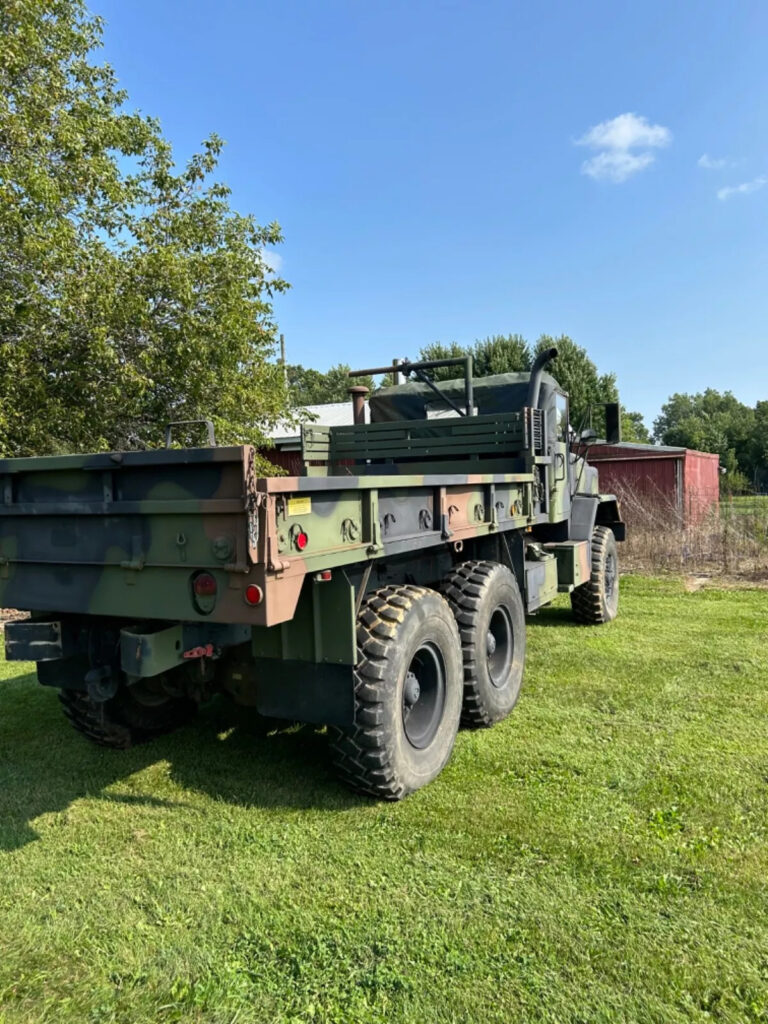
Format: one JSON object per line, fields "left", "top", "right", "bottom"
{"left": 615, "top": 484, "right": 768, "bottom": 578}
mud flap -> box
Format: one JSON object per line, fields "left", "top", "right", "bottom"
{"left": 252, "top": 659, "right": 355, "bottom": 726}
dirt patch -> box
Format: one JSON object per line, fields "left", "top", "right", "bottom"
{"left": 684, "top": 575, "right": 711, "bottom": 592}
{"left": 683, "top": 573, "right": 768, "bottom": 592}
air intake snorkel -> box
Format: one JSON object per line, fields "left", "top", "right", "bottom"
{"left": 526, "top": 346, "right": 558, "bottom": 409}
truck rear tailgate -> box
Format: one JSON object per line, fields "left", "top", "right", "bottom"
{"left": 0, "top": 446, "right": 258, "bottom": 624}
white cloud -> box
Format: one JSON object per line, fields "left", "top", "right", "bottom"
{"left": 577, "top": 113, "right": 672, "bottom": 152}
{"left": 581, "top": 150, "right": 656, "bottom": 184}
{"left": 717, "top": 176, "right": 767, "bottom": 201}
{"left": 698, "top": 153, "right": 730, "bottom": 170}
{"left": 575, "top": 112, "right": 672, "bottom": 183}
{"left": 259, "top": 249, "right": 284, "bottom": 273}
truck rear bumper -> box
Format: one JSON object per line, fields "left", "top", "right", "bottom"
{"left": 4, "top": 619, "right": 251, "bottom": 678}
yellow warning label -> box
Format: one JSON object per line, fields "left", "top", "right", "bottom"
{"left": 286, "top": 496, "right": 312, "bottom": 517}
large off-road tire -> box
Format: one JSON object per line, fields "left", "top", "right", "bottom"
{"left": 441, "top": 561, "right": 526, "bottom": 728}
{"left": 330, "top": 585, "right": 463, "bottom": 800}
{"left": 59, "top": 681, "right": 196, "bottom": 749}
{"left": 570, "top": 525, "right": 620, "bottom": 624}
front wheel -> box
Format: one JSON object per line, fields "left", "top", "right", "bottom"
{"left": 330, "top": 585, "right": 463, "bottom": 800}
{"left": 571, "top": 526, "right": 620, "bottom": 624}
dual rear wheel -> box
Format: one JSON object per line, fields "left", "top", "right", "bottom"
{"left": 330, "top": 562, "right": 525, "bottom": 800}
{"left": 60, "top": 562, "right": 526, "bottom": 801}
{"left": 58, "top": 537, "right": 618, "bottom": 800}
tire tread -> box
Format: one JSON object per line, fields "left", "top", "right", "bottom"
{"left": 59, "top": 687, "right": 195, "bottom": 749}
{"left": 330, "top": 584, "right": 455, "bottom": 800}
{"left": 570, "top": 526, "right": 617, "bottom": 624}
{"left": 441, "top": 560, "right": 524, "bottom": 728}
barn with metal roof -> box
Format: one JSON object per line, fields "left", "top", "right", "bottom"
{"left": 586, "top": 442, "right": 720, "bottom": 521}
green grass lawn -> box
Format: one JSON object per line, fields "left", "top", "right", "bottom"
{"left": 1, "top": 576, "right": 767, "bottom": 1024}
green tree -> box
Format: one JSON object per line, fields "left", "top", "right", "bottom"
{"left": 745, "top": 400, "right": 768, "bottom": 489}
{"left": 620, "top": 410, "right": 651, "bottom": 444}
{"left": 0, "top": 0, "right": 289, "bottom": 459}
{"left": 653, "top": 389, "right": 764, "bottom": 491}
{"left": 416, "top": 342, "right": 471, "bottom": 382}
{"left": 415, "top": 333, "right": 646, "bottom": 440}
{"left": 287, "top": 363, "right": 374, "bottom": 405}
{"left": 533, "top": 335, "right": 618, "bottom": 428}
{"left": 417, "top": 336, "right": 531, "bottom": 382}
{"left": 654, "top": 391, "right": 755, "bottom": 464}
{"left": 472, "top": 335, "right": 532, "bottom": 376}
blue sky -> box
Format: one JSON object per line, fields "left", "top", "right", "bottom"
{"left": 97, "top": 0, "right": 767, "bottom": 428}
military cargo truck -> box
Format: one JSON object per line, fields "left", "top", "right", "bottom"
{"left": 1, "top": 350, "right": 624, "bottom": 799}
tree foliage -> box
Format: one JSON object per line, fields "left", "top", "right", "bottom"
{"left": 654, "top": 390, "right": 766, "bottom": 491}
{"left": 620, "top": 410, "right": 652, "bottom": 444}
{"left": 474, "top": 335, "right": 531, "bottom": 377}
{"left": 750, "top": 402, "right": 768, "bottom": 484}
{"left": 419, "top": 336, "right": 530, "bottom": 382}
{"left": 532, "top": 335, "right": 618, "bottom": 429}
{"left": 287, "top": 363, "right": 374, "bottom": 406}
{"left": 0, "top": 0, "right": 289, "bottom": 457}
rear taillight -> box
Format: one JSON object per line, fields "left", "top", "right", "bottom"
{"left": 193, "top": 573, "right": 217, "bottom": 597}
{"left": 191, "top": 571, "right": 218, "bottom": 614}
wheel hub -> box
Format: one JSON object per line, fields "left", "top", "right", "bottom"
{"left": 605, "top": 552, "right": 617, "bottom": 598}
{"left": 127, "top": 675, "right": 173, "bottom": 707}
{"left": 403, "top": 672, "right": 421, "bottom": 707}
{"left": 85, "top": 665, "right": 118, "bottom": 704}
{"left": 401, "top": 642, "right": 446, "bottom": 750}
{"left": 487, "top": 605, "right": 514, "bottom": 689}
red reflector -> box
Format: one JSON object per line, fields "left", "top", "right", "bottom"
{"left": 244, "top": 584, "right": 264, "bottom": 606}
{"left": 295, "top": 531, "right": 309, "bottom": 551}
{"left": 193, "top": 572, "right": 217, "bottom": 597}
{"left": 316, "top": 570, "right": 332, "bottom": 581}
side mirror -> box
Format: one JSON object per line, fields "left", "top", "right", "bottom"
{"left": 605, "top": 402, "right": 622, "bottom": 445}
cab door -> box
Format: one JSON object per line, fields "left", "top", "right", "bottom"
{"left": 549, "top": 390, "right": 571, "bottom": 524}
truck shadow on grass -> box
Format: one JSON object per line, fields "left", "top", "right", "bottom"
{"left": 527, "top": 606, "right": 581, "bottom": 628}
{"left": 0, "top": 671, "right": 364, "bottom": 852}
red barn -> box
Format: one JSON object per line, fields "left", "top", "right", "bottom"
{"left": 586, "top": 442, "right": 720, "bottom": 522}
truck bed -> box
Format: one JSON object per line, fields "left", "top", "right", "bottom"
{"left": 0, "top": 444, "right": 540, "bottom": 628}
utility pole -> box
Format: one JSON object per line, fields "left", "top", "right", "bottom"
{"left": 280, "top": 333, "right": 287, "bottom": 386}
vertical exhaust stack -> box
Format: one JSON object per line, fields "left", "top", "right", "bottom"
{"left": 526, "top": 347, "right": 558, "bottom": 409}
{"left": 349, "top": 386, "right": 369, "bottom": 425}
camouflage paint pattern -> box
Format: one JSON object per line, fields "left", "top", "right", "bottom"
{"left": 1, "top": 375, "right": 624, "bottom": 681}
